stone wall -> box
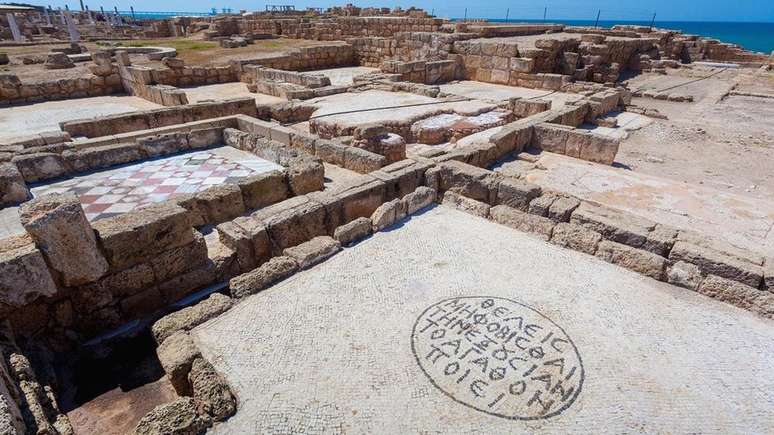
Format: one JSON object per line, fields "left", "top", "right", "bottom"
{"left": 60, "top": 98, "right": 257, "bottom": 138}
{"left": 118, "top": 56, "right": 236, "bottom": 105}
{"left": 0, "top": 56, "right": 123, "bottom": 105}
{"left": 222, "top": 16, "right": 443, "bottom": 40}
{"left": 230, "top": 43, "right": 355, "bottom": 74}
{"left": 5, "top": 126, "right": 225, "bottom": 187}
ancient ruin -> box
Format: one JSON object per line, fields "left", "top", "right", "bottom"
{"left": 1, "top": 3, "right": 773, "bottom": 434}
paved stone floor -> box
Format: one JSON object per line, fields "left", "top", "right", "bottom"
{"left": 0, "top": 95, "right": 161, "bottom": 142}
{"left": 194, "top": 206, "right": 774, "bottom": 434}
{"left": 515, "top": 152, "right": 774, "bottom": 257}
{"left": 307, "top": 90, "right": 497, "bottom": 133}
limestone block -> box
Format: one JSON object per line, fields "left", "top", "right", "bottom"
{"left": 287, "top": 157, "right": 324, "bottom": 196}
{"left": 216, "top": 216, "right": 270, "bottom": 273}
{"left": 343, "top": 146, "right": 386, "bottom": 173}
{"left": 11, "top": 153, "right": 66, "bottom": 183}
{"left": 152, "top": 293, "right": 233, "bottom": 345}
{"left": 94, "top": 263, "right": 155, "bottom": 299}
{"left": 697, "top": 275, "right": 774, "bottom": 319}
{"left": 550, "top": 222, "right": 602, "bottom": 255}
{"left": 19, "top": 193, "right": 108, "bottom": 286}
{"left": 490, "top": 205, "right": 555, "bottom": 241}
{"left": 642, "top": 224, "right": 678, "bottom": 257}
{"left": 441, "top": 191, "right": 490, "bottom": 218}
{"left": 137, "top": 133, "right": 189, "bottom": 158}
{"left": 333, "top": 217, "right": 372, "bottom": 246}
{"left": 0, "top": 163, "right": 29, "bottom": 206}
{"left": 548, "top": 196, "right": 580, "bottom": 222}
{"left": 188, "top": 127, "right": 223, "bottom": 149}
{"left": 93, "top": 202, "right": 194, "bottom": 271}
{"left": 236, "top": 170, "right": 289, "bottom": 211}
{"left": 157, "top": 331, "right": 201, "bottom": 396}
{"left": 135, "top": 397, "right": 211, "bottom": 435}
{"left": 306, "top": 191, "right": 344, "bottom": 235}
{"left": 189, "top": 358, "right": 236, "bottom": 421}
{"left": 676, "top": 230, "right": 764, "bottom": 266}
{"left": 497, "top": 178, "right": 542, "bottom": 211}
{"left": 151, "top": 230, "right": 208, "bottom": 282}
{"left": 669, "top": 241, "right": 763, "bottom": 288}
{"left": 252, "top": 196, "right": 327, "bottom": 254}
{"left": 595, "top": 240, "right": 666, "bottom": 280}
{"left": 489, "top": 121, "right": 534, "bottom": 156}
{"left": 532, "top": 123, "right": 570, "bottom": 155}
{"left": 667, "top": 261, "right": 703, "bottom": 290}
{"left": 229, "top": 256, "right": 298, "bottom": 298}
{"left": 370, "top": 158, "right": 432, "bottom": 200}
{"left": 283, "top": 236, "right": 341, "bottom": 269}
{"left": 185, "top": 184, "right": 246, "bottom": 227}
{"left": 570, "top": 202, "right": 654, "bottom": 249}
{"left": 63, "top": 143, "right": 143, "bottom": 173}
{"left": 44, "top": 52, "right": 74, "bottom": 69}
{"left": 371, "top": 199, "right": 402, "bottom": 231}
{"left": 157, "top": 265, "right": 217, "bottom": 304}
{"left": 314, "top": 139, "right": 346, "bottom": 166}
{"left": 402, "top": 186, "right": 436, "bottom": 215}
{"left": 331, "top": 177, "right": 387, "bottom": 223}
{"left": 528, "top": 193, "right": 557, "bottom": 217}
{"left": 426, "top": 161, "right": 501, "bottom": 204}
{"left": 0, "top": 238, "right": 58, "bottom": 308}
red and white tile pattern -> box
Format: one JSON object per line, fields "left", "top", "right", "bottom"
{"left": 32, "top": 151, "right": 259, "bottom": 222}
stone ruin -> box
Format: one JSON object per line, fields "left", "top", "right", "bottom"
{"left": 0, "top": 4, "right": 773, "bottom": 434}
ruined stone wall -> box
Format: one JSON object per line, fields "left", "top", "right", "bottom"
{"left": 118, "top": 59, "right": 236, "bottom": 106}
{"left": 232, "top": 43, "right": 355, "bottom": 75}
{"left": 0, "top": 120, "right": 329, "bottom": 347}
{"left": 0, "top": 68, "right": 122, "bottom": 105}
{"left": 223, "top": 16, "right": 442, "bottom": 40}
{"left": 60, "top": 98, "right": 257, "bottom": 138}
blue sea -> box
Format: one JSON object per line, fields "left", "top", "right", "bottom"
{"left": 474, "top": 19, "right": 774, "bottom": 54}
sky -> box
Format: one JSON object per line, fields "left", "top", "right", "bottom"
{"left": 32, "top": 0, "right": 774, "bottom": 22}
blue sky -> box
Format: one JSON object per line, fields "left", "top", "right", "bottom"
{"left": 37, "top": 0, "right": 774, "bottom": 22}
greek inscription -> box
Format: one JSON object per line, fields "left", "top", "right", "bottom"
{"left": 411, "top": 296, "right": 584, "bottom": 420}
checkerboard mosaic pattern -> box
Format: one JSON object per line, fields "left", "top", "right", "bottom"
{"left": 32, "top": 151, "right": 257, "bottom": 222}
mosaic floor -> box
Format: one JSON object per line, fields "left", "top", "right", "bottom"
{"left": 31, "top": 150, "right": 274, "bottom": 222}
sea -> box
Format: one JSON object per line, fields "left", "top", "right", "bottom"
{"left": 474, "top": 19, "right": 774, "bottom": 54}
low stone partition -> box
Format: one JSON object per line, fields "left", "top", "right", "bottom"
{"left": 223, "top": 128, "right": 324, "bottom": 196}
{"left": 133, "top": 83, "right": 189, "bottom": 106}
{"left": 60, "top": 98, "right": 257, "bottom": 138}
{"left": 243, "top": 66, "right": 331, "bottom": 88}
{"left": 425, "top": 159, "right": 774, "bottom": 319}
{"left": 7, "top": 126, "right": 224, "bottom": 187}
{"left": 0, "top": 66, "right": 123, "bottom": 106}
{"left": 531, "top": 123, "right": 619, "bottom": 165}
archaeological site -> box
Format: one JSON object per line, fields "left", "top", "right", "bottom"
{"left": 0, "top": 3, "right": 773, "bottom": 434}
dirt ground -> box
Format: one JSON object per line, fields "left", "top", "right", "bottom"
{"left": 0, "top": 37, "right": 334, "bottom": 81}
{"left": 114, "top": 36, "right": 333, "bottom": 65}
{"left": 617, "top": 68, "right": 774, "bottom": 200}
